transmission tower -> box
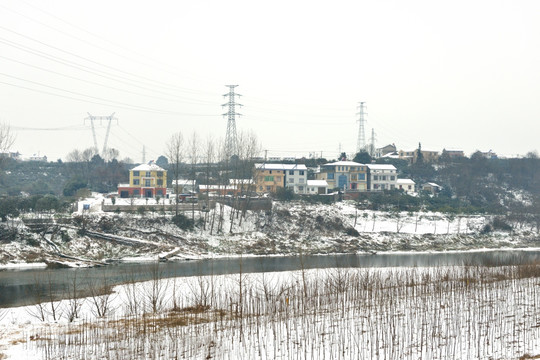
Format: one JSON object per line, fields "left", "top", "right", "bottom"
{"left": 222, "top": 85, "right": 242, "bottom": 158}
{"left": 356, "top": 102, "right": 367, "bottom": 153}
{"left": 84, "top": 113, "right": 118, "bottom": 155}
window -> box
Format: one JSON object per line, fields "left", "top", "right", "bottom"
{"left": 264, "top": 176, "right": 274, "bottom": 182}
{"left": 133, "top": 171, "right": 139, "bottom": 177}
{"left": 373, "top": 175, "right": 379, "bottom": 181}
{"left": 157, "top": 179, "right": 163, "bottom": 186}
{"left": 157, "top": 190, "right": 163, "bottom": 196}
{"left": 145, "top": 179, "right": 151, "bottom": 186}
{"left": 133, "top": 179, "right": 140, "bottom": 185}
{"left": 299, "top": 178, "right": 304, "bottom": 183}
{"left": 145, "top": 171, "right": 151, "bottom": 177}
{"left": 266, "top": 186, "right": 271, "bottom": 191}
{"left": 276, "top": 176, "right": 281, "bottom": 182}
{"left": 289, "top": 170, "right": 294, "bottom": 175}
{"left": 299, "top": 170, "right": 304, "bottom": 175}
{"left": 390, "top": 176, "right": 395, "bottom": 181}
{"left": 269, "top": 170, "right": 272, "bottom": 174}
{"left": 408, "top": 185, "right": 412, "bottom": 190}
{"left": 358, "top": 173, "right": 365, "bottom": 181}
{"left": 133, "top": 189, "right": 140, "bottom": 196}
{"left": 298, "top": 186, "right": 304, "bottom": 191}
{"left": 381, "top": 176, "right": 387, "bottom": 181}
{"left": 351, "top": 174, "right": 357, "bottom": 181}
{"left": 289, "top": 178, "right": 294, "bottom": 183}
{"left": 327, "top": 173, "right": 335, "bottom": 180}
{"left": 390, "top": 185, "right": 395, "bottom": 190}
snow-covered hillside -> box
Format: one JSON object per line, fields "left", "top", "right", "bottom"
{"left": 1, "top": 198, "right": 540, "bottom": 267}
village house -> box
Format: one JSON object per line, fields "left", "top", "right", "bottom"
{"left": 315, "top": 161, "right": 367, "bottom": 192}
{"left": 366, "top": 164, "right": 398, "bottom": 191}
{"left": 171, "top": 179, "right": 197, "bottom": 194}
{"left": 306, "top": 180, "right": 329, "bottom": 195}
{"left": 399, "top": 149, "right": 439, "bottom": 163}
{"left": 396, "top": 178, "right": 416, "bottom": 194}
{"left": 374, "top": 144, "right": 397, "bottom": 158}
{"left": 254, "top": 163, "right": 308, "bottom": 194}
{"left": 117, "top": 161, "right": 167, "bottom": 198}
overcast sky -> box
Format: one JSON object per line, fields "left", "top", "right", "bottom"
{"left": 1, "top": 0, "right": 539, "bottom": 162}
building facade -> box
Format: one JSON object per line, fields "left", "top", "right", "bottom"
{"left": 366, "top": 164, "right": 398, "bottom": 191}
{"left": 315, "top": 161, "right": 367, "bottom": 192}
{"left": 118, "top": 161, "right": 167, "bottom": 198}
{"left": 254, "top": 163, "right": 308, "bottom": 194}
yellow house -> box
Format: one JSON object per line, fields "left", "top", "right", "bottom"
{"left": 254, "top": 163, "right": 286, "bottom": 193}
{"left": 118, "top": 161, "right": 167, "bottom": 198}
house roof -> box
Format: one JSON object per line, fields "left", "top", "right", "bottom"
{"left": 322, "top": 161, "right": 364, "bottom": 167}
{"left": 172, "top": 179, "right": 194, "bottom": 186}
{"left": 131, "top": 161, "right": 165, "bottom": 172}
{"left": 367, "top": 164, "right": 397, "bottom": 171}
{"left": 396, "top": 179, "right": 415, "bottom": 185}
{"left": 424, "top": 182, "right": 441, "bottom": 188}
{"left": 255, "top": 163, "right": 307, "bottom": 171}
{"left": 229, "top": 179, "right": 254, "bottom": 185}
{"left": 307, "top": 180, "right": 328, "bottom": 187}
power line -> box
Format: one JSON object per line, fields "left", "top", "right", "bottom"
{"left": 0, "top": 36, "right": 216, "bottom": 104}
{"left": 0, "top": 24, "right": 206, "bottom": 95}
{"left": 10, "top": 0, "right": 220, "bottom": 91}
{"left": 0, "top": 73, "right": 217, "bottom": 116}
{"left": 0, "top": 55, "right": 214, "bottom": 106}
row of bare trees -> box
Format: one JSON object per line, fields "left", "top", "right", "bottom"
{"left": 165, "top": 130, "right": 262, "bottom": 233}
{"left": 22, "top": 263, "right": 540, "bottom": 360}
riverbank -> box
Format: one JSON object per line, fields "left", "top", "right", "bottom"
{"left": 2, "top": 264, "right": 540, "bottom": 359}
{"left": 1, "top": 200, "right": 540, "bottom": 268}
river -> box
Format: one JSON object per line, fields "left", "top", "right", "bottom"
{"left": 1, "top": 250, "right": 539, "bottom": 308}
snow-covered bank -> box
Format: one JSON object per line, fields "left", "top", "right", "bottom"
{"left": 1, "top": 200, "right": 540, "bottom": 267}
{"left": 1, "top": 265, "right": 540, "bottom": 359}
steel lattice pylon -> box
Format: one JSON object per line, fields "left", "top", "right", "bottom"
{"left": 356, "top": 102, "right": 367, "bottom": 153}
{"left": 222, "top": 85, "right": 242, "bottom": 158}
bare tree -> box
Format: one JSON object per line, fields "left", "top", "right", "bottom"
{"left": 188, "top": 132, "right": 199, "bottom": 222}
{"left": 0, "top": 123, "right": 15, "bottom": 174}
{"left": 166, "top": 132, "right": 184, "bottom": 216}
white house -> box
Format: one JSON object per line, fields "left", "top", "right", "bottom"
{"left": 306, "top": 180, "right": 328, "bottom": 195}
{"left": 284, "top": 164, "right": 308, "bottom": 194}
{"left": 171, "top": 179, "right": 197, "bottom": 194}
{"left": 366, "top": 164, "right": 398, "bottom": 191}
{"left": 397, "top": 179, "right": 416, "bottom": 194}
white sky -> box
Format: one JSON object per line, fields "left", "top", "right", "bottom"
{"left": 0, "top": 0, "right": 539, "bottom": 161}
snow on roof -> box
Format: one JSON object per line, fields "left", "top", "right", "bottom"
{"left": 307, "top": 180, "right": 328, "bottom": 187}
{"left": 397, "top": 179, "right": 415, "bottom": 185}
{"left": 322, "top": 161, "right": 364, "bottom": 167}
{"left": 172, "top": 179, "right": 194, "bottom": 185}
{"left": 367, "top": 164, "right": 397, "bottom": 170}
{"left": 424, "top": 182, "right": 441, "bottom": 187}
{"left": 229, "top": 179, "right": 254, "bottom": 185}
{"left": 131, "top": 161, "right": 165, "bottom": 172}
{"left": 200, "top": 185, "right": 236, "bottom": 190}
{"left": 255, "top": 163, "right": 307, "bottom": 171}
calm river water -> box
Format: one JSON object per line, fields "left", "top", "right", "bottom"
{"left": 1, "top": 250, "right": 539, "bottom": 308}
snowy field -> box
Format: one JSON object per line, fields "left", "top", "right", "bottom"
{"left": 1, "top": 265, "right": 540, "bottom": 359}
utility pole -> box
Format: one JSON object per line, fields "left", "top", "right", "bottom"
{"left": 356, "top": 102, "right": 367, "bottom": 153}
{"left": 222, "top": 85, "right": 242, "bottom": 159}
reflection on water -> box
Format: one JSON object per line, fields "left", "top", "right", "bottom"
{"left": 1, "top": 250, "right": 539, "bottom": 308}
